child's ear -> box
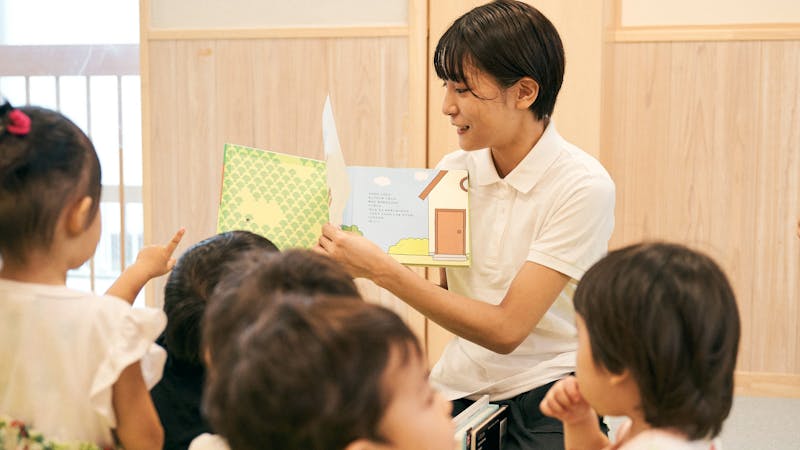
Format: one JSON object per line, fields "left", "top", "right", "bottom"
{"left": 609, "top": 368, "right": 632, "bottom": 387}
{"left": 514, "top": 77, "right": 539, "bottom": 110}
{"left": 65, "top": 196, "right": 94, "bottom": 236}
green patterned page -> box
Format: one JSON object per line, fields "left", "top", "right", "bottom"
{"left": 217, "top": 144, "right": 329, "bottom": 250}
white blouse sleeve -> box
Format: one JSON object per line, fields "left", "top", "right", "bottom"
{"left": 88, "top": 303, "right": 167, "bottom": 428}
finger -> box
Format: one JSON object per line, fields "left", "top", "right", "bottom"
{"left": 311, "top": 243, "right": 327, "bottom": 255}
{"left": 541, "top": 395, "right": 563, "bottom": 416}
{"left": 166, "top": 258, "right": 177, "bottom": 271}
{"left": 553, "top": 386, "right": 573, "bottom": 408}
{"left": 164, "top": 228, "right": 186, "bottom": 254}
{"left": 321, "top": 222, "right": 339, "bottom": 238}
{"left": 565, "top": 378, "right": 582, "bottom": 403}
{"left": 318, "top": 233, "right": 334, "bottom": 251}
{"left": 539, "top": 398, "right": 553, "bottom": 417}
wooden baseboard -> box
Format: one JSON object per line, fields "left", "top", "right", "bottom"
{"left": 735, "top": 372, "right": 800, "bottom": 398}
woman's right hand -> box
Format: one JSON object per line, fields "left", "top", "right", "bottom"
{"left": 315, "top": 222, "right": 395, "bottom": 280}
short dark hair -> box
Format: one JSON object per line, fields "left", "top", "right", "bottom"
{"left": 203, "top": 249, "right": 360, "bottom": 366}
{"left": 573, "top": 242, "right": 740, "bottom": 439}
{"left": 434, "top": 0, "right": 565, "bottom": 120}
{"left": 204, "top": 255, "right": 418, "bottom": 450}
{"left": 162, "top": 230, "right": 279, "bottom": 365}
{"left": 0, "top": 105, "right": 101, "bottom": 265}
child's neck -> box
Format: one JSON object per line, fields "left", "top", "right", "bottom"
{"left": 0, "top": 253, "right": 68, "bottom": 285}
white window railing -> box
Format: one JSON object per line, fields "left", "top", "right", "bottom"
{"left": 0, "top": 44, "right": 146, "bottom": 305}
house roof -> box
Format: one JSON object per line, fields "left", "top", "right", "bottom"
{"left": 418, "top": 170, "right": 448, "bottom": 200}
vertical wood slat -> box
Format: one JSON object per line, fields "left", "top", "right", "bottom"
{"left": 118, "top": 75, "right": 127, "bottom": 272}
{"left": 605, "top": 40, "right": 800, "bottom": 376}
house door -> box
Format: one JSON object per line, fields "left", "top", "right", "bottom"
{"left": 435, "top": 209, "right": 466, "bottom": 255}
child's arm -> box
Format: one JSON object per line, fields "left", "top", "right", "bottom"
{"left": 112, "top": 361, "right": 164, "bottom": 450}
{"left": 106, "top": 228, "right": 185, "bottom": 304}
{"left": 540, "top": 376, "right": 610, "bottom": 450}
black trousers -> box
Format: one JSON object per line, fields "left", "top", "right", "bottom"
{"left": 451, "top": 379, "right": 608, "bottom": 450}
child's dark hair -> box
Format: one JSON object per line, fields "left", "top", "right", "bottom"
{"left": 573, "top": 242, "right": 740, "bottom": 439}
{"left": 0, "top": 105, "right": 101, "bottom": 265}
{"left": 202, "top": 249, "right": 360, "bottom": 365}
{"left": 162, "top": 230, "right": 279, "bottom": 365}
{"left": 203, "top": 253, "right": 419, "bottom": 450}
{"left": 434, "top": 0, "right": 565, "bottom": 121}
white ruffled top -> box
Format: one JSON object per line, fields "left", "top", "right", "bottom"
{"left": 0, "top": 278, "right": 166, "bottom": 447}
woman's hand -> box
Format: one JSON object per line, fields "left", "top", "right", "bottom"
{"left": 315, "top": 223, "right": 392, "bottom": 279}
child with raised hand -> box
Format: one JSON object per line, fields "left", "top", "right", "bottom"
{"left": 317, "top": 1, "right": 615, "bottom": 448}
{"left": 540, "top": 242, "right": 740, "bottom": 450}
{"left": 0, "top": 102, "right": 180, "bottom": 449}
{"left": 199, "top": 249, "right": 455, "bottom": 450}
{"left": 150, "top": 230, "right": 278, "bottom": 450}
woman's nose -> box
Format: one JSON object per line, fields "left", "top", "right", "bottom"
{"left": 442, "top": 94, "right": 457, "bottom": 117}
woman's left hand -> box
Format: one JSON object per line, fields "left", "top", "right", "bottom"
{"left": 314, "top": 223, "right": 391, "bottom": 279}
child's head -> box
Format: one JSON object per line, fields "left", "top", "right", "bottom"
{"left": 202, "top": 249, "right": 361, "bottom": 367}
{"left": 203, "top": 250, "right": 454, "bottom": 450}
{"left": 573, "top": 242, "right": 740, "bottom": 440}
{"left": 434, "top": 0, "right": 564, "bottom": 121}
{"left": 0, "top": 104, "right": 101, "bottom": 268}
{"left": 162, "top": 230, "right": 279, "bottom": 366}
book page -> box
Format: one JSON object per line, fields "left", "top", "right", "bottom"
{"left": 217, "top": 144, "right": 328, "bottom": 250}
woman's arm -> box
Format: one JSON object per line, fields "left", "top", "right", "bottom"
{"left": 112, "top": 361, "right": 164, "bottom": 450}
{"left": 317, "top": 224, "right": 568, "bottom": 354}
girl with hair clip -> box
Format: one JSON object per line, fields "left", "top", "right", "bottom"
{"left": 317, "top": 1, "right": 615, "bottom": 449}
{"left": 540, "top": 242, "right": 740, "bottom": 450}
{"left": 0, "top": 101, "right": 183, "bottom": 449}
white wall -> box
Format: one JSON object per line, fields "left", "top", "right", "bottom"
{"left": 149, "top": 0, "right": 408, "bottom": 29}
{"left": 621, "top": 0, "right": 800, "bottom": 26}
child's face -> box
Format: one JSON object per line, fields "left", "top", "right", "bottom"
{"left": 373, "top": 344, "right": 455, "bottom": 450}
{"left": 575, "top": 314, "right": 627, "bottom": 417}
{"left": 441, "top": 65, "right": 528, "bottom": 153}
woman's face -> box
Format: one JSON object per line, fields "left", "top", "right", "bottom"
{"left": 440, "top": 66, "right": 526, "bottom": 154}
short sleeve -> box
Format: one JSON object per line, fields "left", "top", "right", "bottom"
{"left": 89, "top": 305, "right": 167, "bottom": 428}
{"left": 528, "top": 175, "right": 615, "bottom": 280}
{"left": 189, "top": 433, "right": 230, "bottom": 450}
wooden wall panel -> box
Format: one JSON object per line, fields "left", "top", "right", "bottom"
{"left": 144, "top": 36, "right": 425, "bottom": 338}
{"left": 604, "top": 40, "right": 800, "bottom": 376}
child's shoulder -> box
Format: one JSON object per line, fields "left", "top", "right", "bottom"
{"left": 618, "top": 427, "right": 720, "bottom": 450}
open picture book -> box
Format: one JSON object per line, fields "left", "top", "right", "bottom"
{"left": 217, "top": 97, "right": 471, "bottom": 267}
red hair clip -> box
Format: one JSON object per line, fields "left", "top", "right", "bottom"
{"left": 1, "top": 101, "right": 31, "bottom": 136}
{"left": 7, "top": 109, "right": 31, "bottom": 136}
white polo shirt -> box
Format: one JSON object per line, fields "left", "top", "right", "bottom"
{"left": 430, "top": 122, "right": 615, "bottom": 401}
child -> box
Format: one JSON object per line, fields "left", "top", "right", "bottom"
{"left": 317, "top": 1, "right": 615, "bottom": 448}
{"left": 0, "top": 103, "right": 179, "bottom": 449}
{"left": 150, "top": 230, "right": 279, "bottom": 450}
{"left": 199, "top": 250, "right": 456, "bottom": 450}
{"left": 540, "top": 242, "right": 740, "bottom": 450}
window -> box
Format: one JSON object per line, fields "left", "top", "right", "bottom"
{"left": 0, "top": 0, "right": 146, "bottom": 306}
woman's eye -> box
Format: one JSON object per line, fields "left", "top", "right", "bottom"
{"left": 455, "top": 88, "right": 469, "bottom": 94}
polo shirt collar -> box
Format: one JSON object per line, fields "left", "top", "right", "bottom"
{"left": 471, "top": 121, "right": 563, "bottom": 194}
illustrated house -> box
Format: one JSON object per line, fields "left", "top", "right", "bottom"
{"left": 418, "top": 170, "right": 470, "bottom": 260}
